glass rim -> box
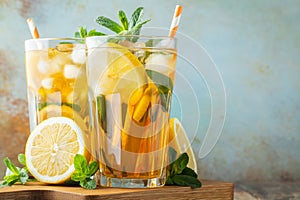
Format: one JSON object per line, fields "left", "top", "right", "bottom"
{"left": 25, "top": 38, "right": 85, "bottom": 51}
{"left": 86, "top": 35, "right": 177, "bottom": 50}
{"left": 25, "top": 35, "right": 177, "bottom": 42}
{"left": 85, "top": 34, "right": 177, "bottom": 40}
{"left": 25, "top": 37, "right": 83, "bottom": 42}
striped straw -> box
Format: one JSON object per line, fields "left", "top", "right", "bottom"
{"left": 169, "top": 5, "right": 183, "bottom": 37}
{"left": 26, "top": 18, "right": 40, "bottom": 39}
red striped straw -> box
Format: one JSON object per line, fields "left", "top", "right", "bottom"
{"left": 169, "top": 5, "right": 183, "bottom": 37}
{"left": 26, "top": 18, "right": 40, "bottom": 39}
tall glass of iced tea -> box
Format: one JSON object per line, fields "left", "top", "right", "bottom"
{"left": 24, "top": 38, "right": 90, "bottom": 150}
{"left": 86, "top": 35, "right": 177, "bottom": 188}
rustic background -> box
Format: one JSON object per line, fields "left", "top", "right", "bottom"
{"left": 0, "top": 0, "right": 299, "bottom": 185}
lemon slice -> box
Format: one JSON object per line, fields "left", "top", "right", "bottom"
{"left": 25, "top": 117, "right": 87, "bottom": 184}
{"left": 38, "top": 104, "right": 87, "bottom": 132}
{"left": 168, "top": 118, "right": 197, "bottom": 172}
{"left": 38, "top": 104, "right": 90, "bottom": 159}
{"left": 92, "top": 43, "right": 148, "bottom": 103}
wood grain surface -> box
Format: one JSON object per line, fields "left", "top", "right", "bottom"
{"left": 0, "top": 180, "right": 233, "bottom": 200}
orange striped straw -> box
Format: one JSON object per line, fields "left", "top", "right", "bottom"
{"left": 169, "top": 5, "right": 183, "bottom": 37}
{"left": 26, "top": 18, "right": 40, "bottom": 39}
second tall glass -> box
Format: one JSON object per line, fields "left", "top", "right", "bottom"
{"left": 86, "top": 35, "right": 177, "bottom": 188}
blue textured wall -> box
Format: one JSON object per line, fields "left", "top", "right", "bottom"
{"left": 0, "top": 0, "right": 299, "bottom": 182}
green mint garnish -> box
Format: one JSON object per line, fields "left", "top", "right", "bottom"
{"left": 38, "top": 102, "right": 81, "bottom": 112}
{"left": 75, "top": 26, "right": 105, "bottom": 38}
{"left": 75, "top": 7, "right": 150, "bottom": 39}
{"left": 1, "top": 153, "right": 98, "bottom": 190}
{"left": 70, "top": 154, "right": 99, "bottom": 190}
{"left": 166, "top": 151, "right": 202, "bottom": 189}
{"left": 118, "top": 10, "right": 129, "bottom": 30}
{"left": 96, "top": 95, "right": 107, "bottom": 132}
{"left": 146, "top": 69, "right": 173, "bottom": 112}
{"left": 0, "top": 153, "right": 36, "bottom": 188}
{"left": 96, "top": 16, "right": 124, "bottom": 34}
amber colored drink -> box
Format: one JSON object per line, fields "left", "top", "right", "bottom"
{"left": 86, "top": 36, "right": 177, "bottom": 188}
{"left": 24, "top": 39, "right": 89, "bottom": 135}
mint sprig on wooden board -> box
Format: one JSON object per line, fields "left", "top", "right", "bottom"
{"left": 69, "top": 154, "right": 99, "bottom": 190}
{"left": 166, "top": 152, "right": 202, "bottom": 189}
{"left": 0, "top": 154, "right": 99, "bottom": 190}
{"left": 0, "top": 154, "right": 36, "bottom": 188}
{"left": 75, "top": 7, "right": 150, "bottom": 39}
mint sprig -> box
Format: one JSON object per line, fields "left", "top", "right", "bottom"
{"left": 70, "top": 154, "right": 99, "bottom": 190}
{"left": 75, "top": 7, "right": 150, "bottom": 40}
{"left": 1, "top": 153, "right": 99, "bottom": 190}
{"left": 0, "top": 153, "right": 35, "bottom": 188}
{"left": 166, "top": 151, "right": 202, "bottom": 189}
{"left": 74, "top": 26, "right": 105, "bottom": 38}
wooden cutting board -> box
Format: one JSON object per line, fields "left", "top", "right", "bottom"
{"left": 0, "top": 180, "right": 233, "bottom": 200}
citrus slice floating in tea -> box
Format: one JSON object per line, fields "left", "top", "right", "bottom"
{"left": 168, "top": 118, "right": 197, "bottom": 172}
{"left": 38, "top": 104, "right": 87, "bottom": 132}
{"left": 91, "top": 42, "right": 148, "bottom": 103}
{"left": 25, "top": 117, "right": 89, "bottom": 184}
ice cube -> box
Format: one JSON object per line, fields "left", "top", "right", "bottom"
{"left": 41, "top": 78, "right": 53, "bottom": 89}
{"left": 64, "top": 64, "right": 80, "bottom": 79}
{"left": 71, "top": 46, "right": 86, "bottom": 64}
{"left": 37, "top": 59, "right": 50, "bottom": 74}
{"left": 133, "top": 42, "right": 146, "bottom": 58}
{"left": 145, "top": 54, "right": 173, "bottom": 74}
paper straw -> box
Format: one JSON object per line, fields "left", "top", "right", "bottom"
{"left": 26, "top": 18, "right": 40, "bottom": 39}
{"left": 169, "top": 5, "right": 183, "bottom": 37}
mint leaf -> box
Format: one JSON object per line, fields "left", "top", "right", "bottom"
{"left": 71, "top": 171, "right": 86, "bottom": 182}
{"left": 73, "top": 154, "right": 88, "bottom": 177}
{"left": 0, "top": 181, "right": 8, "bottom": 188}
{"left": 173, "top": 153, "right": 189, "bottom": 175}
{"left": 146, "top": 69, "right": 173, "bottom": 91}
{"left": 172, "top": 175, "right": 202, "bottom": 189}
{"left": 80, "top": 179, "right": 97, "bottom": 190}
{"left": 86, "top": 161, "right": 99, "bottom": 177}
{"left": 166, "top": 176, "right": 174, "bottom": 185}
{"left": 181, "top": 167, "right": 198, "bottom": 178}
{"left": 4, "top": 158, "right": 19, "bottom": 175}
{"left": 146, "top": 69, "right": 173, "bottom": 111}
{"left": 96, "top": 16, "right": 123, "bottom": 33}
{"left": 129, "top": 7, "right": 144, "bottom": 29}
{"left": 96, "top": 95, "right": 107, "bottom": 132}
{"left": 166, "top": 153, "right": 202, "bottom": 189}
{"left": 3, "top": 173, "right": 20, "bottom": 186}
{"left": 79, "top": 26, "right": 88, "bottom": 38}
{"left": 71, "top": 154, "right": 99, "bottom": 189}
{"left": 18, "top": 154, "right": 26, "bottom": 166}
{"left": 118, "top": 10, "right": 128, "bottom": 30}
{"left": 19, "top": 168, "right": 29, "bottom": 184}
{"left": 127, "top": 19, "right": 151, "bottom": 36}
{"left": 87, "top": 29, "right": 106, "bottom": 36}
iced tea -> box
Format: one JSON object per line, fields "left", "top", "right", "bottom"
{"left": 86, "top": 36, "right": 177, "bottom": 188}
{"left": 25, "top": 39, "right": 89, "bottom": 135}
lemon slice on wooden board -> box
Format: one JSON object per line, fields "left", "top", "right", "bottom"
{"left": 25, "top": 117, "right": 88, "bottom": 184}
{"left": 168, "top": 118, "right": 197, "bottom": 172}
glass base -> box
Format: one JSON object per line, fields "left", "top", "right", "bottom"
{"left": 99, "top": 175, "right": 166, "bottom": 188}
